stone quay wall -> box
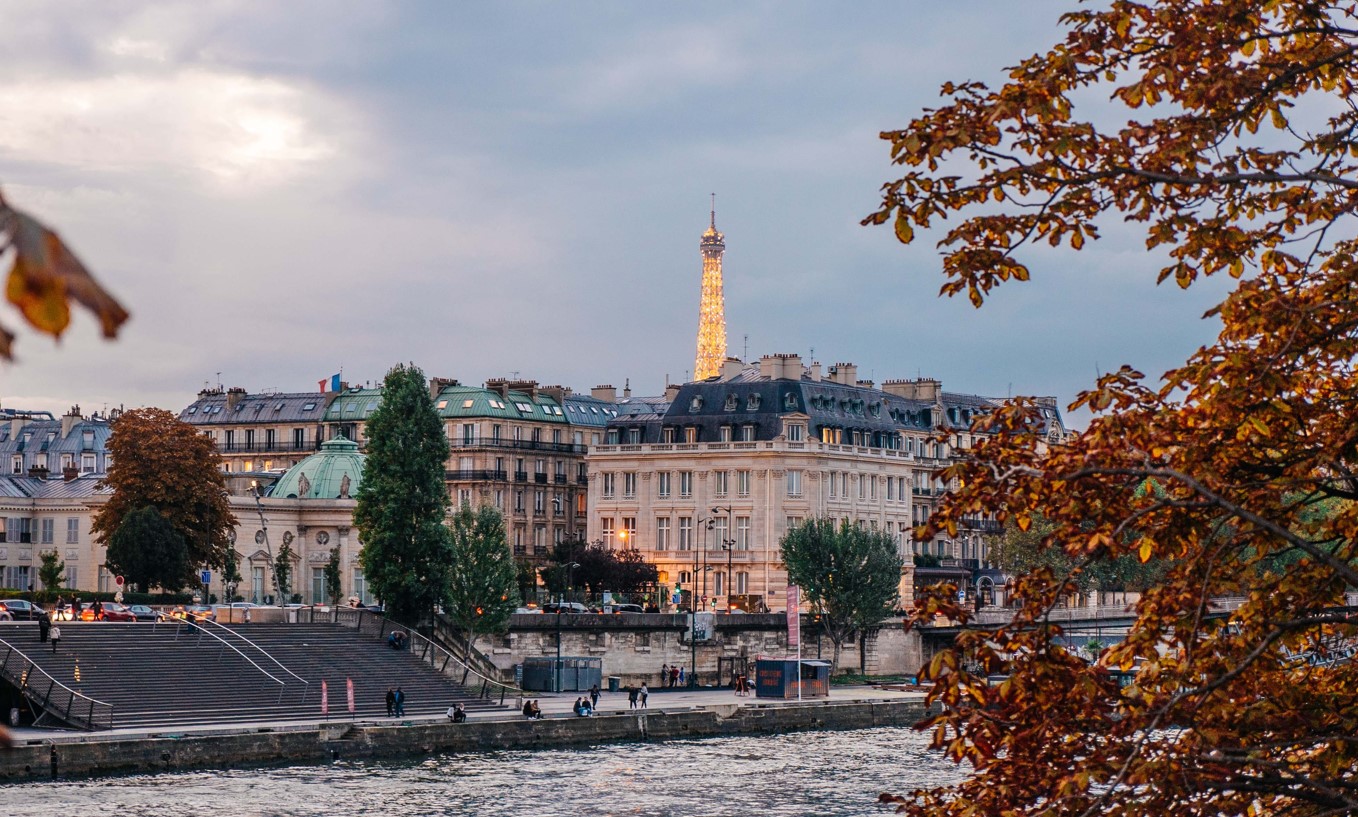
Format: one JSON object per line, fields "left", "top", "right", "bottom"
{"left": 0, "top": 698, "right": 933, "bottom": 782}
{"left": 481, "top": 614, "right": 924, "bottom": 686}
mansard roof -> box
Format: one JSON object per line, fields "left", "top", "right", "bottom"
{"left": 181, "top": 391, "right": 333, "bottom": 425}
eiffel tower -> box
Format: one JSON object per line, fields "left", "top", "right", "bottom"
{"left": 693, "top": 195, "right": 727, "bottom": 381}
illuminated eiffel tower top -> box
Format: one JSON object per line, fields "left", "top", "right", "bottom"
{"left": 693, "top": 195, "right": 727, "bottom": 381}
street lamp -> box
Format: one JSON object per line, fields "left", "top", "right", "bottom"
{"left": 711, "top": 506, "right": 734, "bottom": 612}
{"left": 555, "top": 561, "right": 581, "bottom": 694}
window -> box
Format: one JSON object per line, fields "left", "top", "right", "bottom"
{"left": 719, "top": 425, "right": 732, "bottom": 442}
{"left": 534, "top": 490, "right": 545, "bottom": 513}
{"left": 601, "top": 517, "right": 615, "bottom": 547}
{"left": 40, "top": 518, "right": 53, "bottom": 545}
{"left": 245, "top": 429, "right": 255, "bottom": 449}
{"left": 293, "top": 428, "right": 305, "bottom": 449}
{"left": 656, "top": 518, "right": 671, "bottom": 550}
{"left": 623, "top": 472, "right": 637, "bottom": 498}
{"left": 66, "top": 517, "right": 79, "bottom": 544}
{"left": 459, "top": 489, "right": 472, "bottom": 507}
{"left": 224, "top": 430, "right": 235, "bottom": 450}
{"left": 621, "top": 517, "right": 636, "bottom": 546}
{"left": 859, "top": 475, "right": 866, "bottom": 499}
{"left": 737, "top": 470, "right": 750, "bottom": 497}
{"left": 736, "top": 571, "right": 749, "bottom": 595}
{"left": 658, "top": 472, "right": 671, "bottom": 499}
{"left": 742, "top": 424, "right": 756, "bottom": 442}
{"left": 712, "top": 518, "right": 728, "bottom": 551}
{"left": 713, "top": 572, "right": 725, "bottom": 597}
{"left": 870, "top": 477, "right": 877, "bottom": 500}
{"left": 514, "top": 490, "right": 524, "bottom": 511}
{"left": 602, "top": 473, "right": 616, "bottom": 498}
{"left": 661, "top": 427, "right": 675, "bottom": 443}
{"left": 5, "top": 566, "right": 31, "bottom": 591}
{"left": 736, "top": 516, "right": 750, "bottom": 550}
{"left": 493, "top": 424, "right": 503, "bottom": 442}
{"left": 311, "top": 568, "right": 326, "bottom": 604}
{"left": 81, "top": 453, "right": 96, "bottom": 473}
{"left": 886, "top": 476, "right": 894, "bottom": 501}
{"left": 829, "top": 472, "right": 838, "bottom": 498}
{"left": 714, "top": 471, "right": 728, "bottom": 497}
{"left": 679, "top": 471, "right": 693, "bottom": 498}
{"left": 66, "top": 566, "right": 77, "bottom": 589}
{"left": 11, "top": 455, "right": 21, "bottom": 473}
{"left": 684, "top": 427, "right": 698, "bottom": 443}
{"left": 462, "top": 423, "right": 475, "bottom": 444}
{"left": 787, "top": 470, "right": 803, "bottom": 498}
{"left": 678, "top": 517, "right": 693, "bottom": 551}
{"left": 495, "top": 489, "right": 504, "bottom": 509}
{"left": 253, "top": 566, "right": 266, "bottom": 603}
{"left": 787, "top": 424, "right": 804, "bottom": 441}
{"left": 627, "top": 428, "right": 641, "bottom": 444}
{"left": 354, "top": 569, "right": 373, "bottom": 605}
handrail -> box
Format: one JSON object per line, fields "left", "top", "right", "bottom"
{"left": 171, "top": 619, "right": 289, "bottom": 700}
{"left": 192, "top": 617, "right": 311, "bottom": 700}
{"left": 0, "top": 638, "right": 113, "bottom": 730}
{"left": 334, "top": 608, "right": 521, "bottom": 705}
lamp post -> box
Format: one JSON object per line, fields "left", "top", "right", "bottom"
{"left": 711, "top": 506, "right": 733, "bottom": 612}
{"left": 689, "top": 516, "right": 710, "bottom": 688}
{"left": 555, "top": 561, "right": 581, "bottom": 693}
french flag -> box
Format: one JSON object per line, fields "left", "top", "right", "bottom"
{"left": 318, "top": 373, "right": 341, "bottom": 393}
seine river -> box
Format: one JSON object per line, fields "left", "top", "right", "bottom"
{"left": 9, "top": 726, "right": 962, "bottom": 816}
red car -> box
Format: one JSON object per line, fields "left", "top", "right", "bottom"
{"left": 81, "top": 601, "right": 136, "bottom": 622}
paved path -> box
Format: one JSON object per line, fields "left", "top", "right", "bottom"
{"left": 6, "top": 685, "right": 928, "bottom": 744}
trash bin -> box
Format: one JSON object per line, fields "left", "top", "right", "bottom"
{"left": 608, "top": 676, "right": 621, "bottom": 693}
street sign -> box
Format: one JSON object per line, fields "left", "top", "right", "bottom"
{"left": 114, "top": 575, "right": 124, "bottom": 587}
{"left": 200, "top": 570, "right": 211, "bottom": 585}
{"left": 786, "top": 585, "right": 801, "bottom": 648}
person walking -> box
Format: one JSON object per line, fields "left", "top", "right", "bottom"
{"left": 393, "top": 686, "right": 406, "bottom": 717}
{"left": 670, "top": 665, "right": 679, "bottom": 688}
{"left": 678, "top": 666, "right": 685, "bottom": 686}
{"left": 38, "top": 614, "right": 50, "bottom": 643}
{"left": 589, "top": 683, "right": 600, "bottom": 710}
{"left": 92, "top": 599, "right": 103, "bottom": 621}
{"left": 49, "top": 624, "right": 61, "bottom": 652}
{"left": 627, "top": 686, "right": 639, "bottom": 710}
{"left": 385, "top": 687, "right": 396, "bottom": 717}
{"left": 639, "top": 683, "right": 649, "bottom": 709}
{"left": 661, "top": 663, "right": 669, "bottom": 687}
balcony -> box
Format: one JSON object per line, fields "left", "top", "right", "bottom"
{"left": 449, "top": 436, "right": 586, "bottom": 455}
{"left": 553, "top": 474, "right": 568, "bottom": 484}
{"left": 514, "top": 471, "right": 528, "bottom": 482}
{"left": 534, "top": 473, "right": 548, "bottom": 484}
{"left": 445, "top": 469, "right": 508, "bottom": 482}
{"left": 576, "top": 475, "right": 588, "bottom": 485}
{"left": 219, "top": 439, "right": 324, "bottom": 454}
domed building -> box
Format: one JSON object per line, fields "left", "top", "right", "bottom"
{"left": 222, "top": 437, "right": 372, "bottom": 605}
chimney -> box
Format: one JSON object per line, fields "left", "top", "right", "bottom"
{"left": 664, "top": 383, "right": 682, "bottom": 402}
{"left": 540, "top": 385, "right": 567, "bottom": 405}
{"left": 810, "top": 362, "right": 822, "bottom": 382}
{"left": 226, "top": 387, "right": 247, "bottom": 410}
{"left": 591, "top": 385, "right": 616, "bottom": 403}
{"left": 759, "top": 355, "right": 779, "bottom": 380}
{"left": 881, "top": 378, "right": 942, "bottom": 403}
{"left": 63, "top": 465, "right": 79, "bottom": 482}
{"left": 10, "top": 416, "right": 28, "bottom": 436}
{"left": 61, "top": 405, "right": 81, "bottom": 439}
{"left": 623, "top": 378, "right": 631, "bottom": 399}
{"left": 28, "top": 465, "right": 49, "bottom": 480}
{"left": 856, "top": 380, "right": 875, "bottom": 390}
{"left": 486, "top": 379, "right": 511, "bottom": 399}
{"left": 428, "top": 377, "right": 459, "bottom": 401}
{"left": 828, "top": 363, "right": 857, "bottom": 385}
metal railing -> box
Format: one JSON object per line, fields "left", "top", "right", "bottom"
{"left": 333, "top": 608, "right": 521, "bottom": 706}
{"left": 0, "top": 638, "right": 113, "bottom": 730}
{"left": 184, "top": 617, "right": 311, "bottom": 702}
{"left": 165, "top": 618, "right": 292, "bottom": 703}
{"left": 450, "top": 437, "right": 587, "bottom": 455}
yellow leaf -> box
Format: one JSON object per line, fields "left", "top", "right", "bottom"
{"left": 1017, "top": 514, "right": 1032, "bottom": 532}
{"left": 894, "top": 211, "right": 915, "bottom": 244}
{"left": 1138, "top": 538, "right": 1153, "bottom": 563}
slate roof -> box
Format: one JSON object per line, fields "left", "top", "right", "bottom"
{"left": 562, "top": 394, "right": 620, "bottom": 428}
{"left": 433, "top": 384, "right": 569, "bottom": 424}
{"left": 0, "top": 475, "right": 110, "bottom": 500}
{"left": 180, "top": 391, "right": 332, "bottom": 425}
{"left": 323, "top": 388, "right": 383, "bottom": 422}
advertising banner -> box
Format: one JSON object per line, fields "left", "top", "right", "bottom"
{"left": 786, "top": 585, "right": 800, "bottom": 648}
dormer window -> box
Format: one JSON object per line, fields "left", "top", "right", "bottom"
{"left": 689, "top": 396, "right": 704, "bottom": 412}
{"left": 784, "top": 393, "right": 798, "bottom": 410}
{"left": 724, "top": 394, "right": 739, "bottom": 411}
{"left": 746, "top": 394, "right": 761, "bottom": 411}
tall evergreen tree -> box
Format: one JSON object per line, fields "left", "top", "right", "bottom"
{"left": 445, "top": 505, "right": 520, "bottom": 658}
{"left": 780, "top": 518, "right": 902, "bottom": 671}
{"left": 355, "top": 362, "right": 453, "bottom": 625}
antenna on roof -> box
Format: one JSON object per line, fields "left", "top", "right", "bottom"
{"left": 743, "top": 334, "right": 748, "bottom": 361}
{"left": 216, "top": 372, "right": 222, "bottom": 391}
{"left": 809, "top": 346, "right": 814, "bottom": 362}
{"left": 710, "top": 192, "right": 716, "bottom": 229}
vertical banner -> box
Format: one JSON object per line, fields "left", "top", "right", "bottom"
{"left": 321, "top": 680, "right": 329, "bottom": 718}
{"left": 346, "top": 678, "right": 355, "bottom": 717}
{"left": 786, "top": 585, "right": 800, "bottom": 648}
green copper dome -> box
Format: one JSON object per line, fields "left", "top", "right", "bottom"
{"left": 270, "top": 436, "right": 365, "bottom": 500}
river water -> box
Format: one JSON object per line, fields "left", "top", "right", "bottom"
{"left": 8, "top": 726, "right": 963, "bottom": 816}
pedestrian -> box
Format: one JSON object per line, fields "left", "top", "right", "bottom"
{"left": 670, "top": 665, "right": 679, "bottom": 688}
{"left": 92, "top": 599, "right": 103, "bottom": 621}
{"left": 448, "top": 704, "right": 466, "bottom": 723}
{"left": 627, "top": 686, "right": 639, "bottom": 710}
{"left": 529, "top": 700, "right": 542, "bottom": 719}
{"left": 38, "top": 614, "right": 50, "bottom": 643}
{"left": 49, "top": 624, "right": 61, "bottom": 652}
{"left": 385, "top": 686, "right": 396, "bottom": 717}
{"left": 678, "top": 666, "right": 685, "bottom": 686}
{"left": 589, "top": 683, "right": 600, "bottom": 710}
{"left": 661, "top": 663, "right": 669, "bottom": 687}
{"left": 522, "top": 699, "right": 534, "bottom": 719}
{"left": 394, "top": 686, "right": 406, "bottom": 717}
{"left": 640, "top": 682, "right": 649, "bottom": 709}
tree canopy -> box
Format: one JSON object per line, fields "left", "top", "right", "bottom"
{"left": 354, "top": 362, "right": 454, "bottom": 625}
{"left": 105, "top": 506, "right": 191, "bottom": 592}
{"left": 92, "top": 408, "right": 235, "bottom": 578}
{"left": 868, "top": 2, "right": 1358, "bottom": 814}
{"left": 445, "top": 505, "right": 520, "bottom": 655}
{"left": 542, "top": 538, "right": 660, "bottom": 601}
{"left": 37, "top": 550, "right": 65, "bottom": 591}
{"left": 780, "top": 518, "right": 902, "bottom": 671}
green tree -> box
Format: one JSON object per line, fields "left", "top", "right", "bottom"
{"left": 514, "top": 559, "right": 540, "bottom": 607}
{"left": 445, "top": 505, "right": 519, "bottom": 657}
{"left": 92, "top": 407, "right": 236, "bottom": 579}
{"left": 324, "top": 547, "right": 343, "bottom": 606}
{"left": 274, "top": 542, "right": 293, "bottom": 602}
{"left": 221, "top": 552, "right": 243, "bottom": 603}
{"left": 105, "top": 506, "right": 190, "bottom": 592}
{"left": 779, "top": 519, "right": 902, "bottom": 671}
{"left": 355, "top": 362, "right": 454, "bottom": 625}
{"left": 867, "top": 1, "right": 1358, "bottom": 813}
{"left": 37, "top": 550, "right": 65, "bottom": 591}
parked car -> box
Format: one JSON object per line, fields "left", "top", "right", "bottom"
{"left": 95, "top": 602, "right": 137, "bottom": 622}
{"left": 170, "top": 605, "right": 215, "bottom": 623}
{"left": 610, "top": 603, "right": 644, "bottom": 614}
{"left": 514, "top": 606, "right": 544, "bottom": 615}
{"left": 543, "top": 602, "right": 589, "bottom": 614}
{"left": 0, "top": 599, "right": 47, "bottom": 620}
{"left": 128, "top": 604, "right": 161, "bottom": 622}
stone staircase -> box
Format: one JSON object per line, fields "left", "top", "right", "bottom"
{"left": 1, "top": 620, "right": 505, "bottom": 730}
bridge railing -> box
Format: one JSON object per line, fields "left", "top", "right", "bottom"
{"left": 0, "top": 638, "right": 112, "bottom": 731}
{"left": 177, "top": 617, "right": 311, "bottom": 703}
{"left": 165, "top": 618, "right": 290, "bottom": 703}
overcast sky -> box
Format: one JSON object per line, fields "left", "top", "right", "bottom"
{"left": 0, "top": 2, "right": 1233, "bottom": 426}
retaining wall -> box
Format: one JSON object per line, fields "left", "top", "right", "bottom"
{"left": 0, "top": 698, "right": 933, "bottom": 782}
